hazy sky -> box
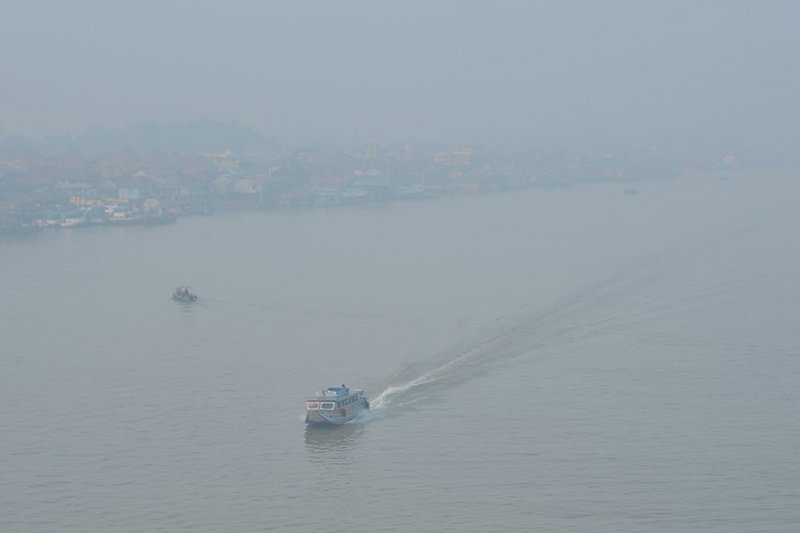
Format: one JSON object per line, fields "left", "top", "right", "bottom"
{"left": 1, "top": 0, "right": 798, "bottom": 150}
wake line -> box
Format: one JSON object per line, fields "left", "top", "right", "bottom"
{"left": 370, "top": 345, "right": 481, "bottom": 409}
{"left": 368, "top": 311, "right": 565, "bottom": 411}
{"left": 368, "top": 250, "right": 686, "bottom": 414}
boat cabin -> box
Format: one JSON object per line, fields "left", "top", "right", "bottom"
{"left": 173, "top": 286, "right": 198, "bottom": 302}
{"left": 304, "top": 385, "right": 369, "bottom": 424}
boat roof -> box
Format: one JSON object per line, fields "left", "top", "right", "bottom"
{"left": 307, "top": 386, "right": 363, "bottom": 400}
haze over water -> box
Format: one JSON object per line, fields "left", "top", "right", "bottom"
{"left": 1, "top": 168, "right": 799, "bottom": 532}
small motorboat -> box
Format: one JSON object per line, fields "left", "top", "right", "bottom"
{"left": 172, "top": 286, "right": 198, "bottom": 302}
{"left": 304, "top": 385, "right": 369, "bottom": 425}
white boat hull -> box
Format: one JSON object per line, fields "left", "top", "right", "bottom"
{"left": 305, "top": 408, "right": 365, "bottom": 425}
{"left": 304, "top": 387, "right": 369, "bottom": 425}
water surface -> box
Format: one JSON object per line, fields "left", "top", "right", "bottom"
{"left": 2, "top": 169, "right": 799, "bottom": 532}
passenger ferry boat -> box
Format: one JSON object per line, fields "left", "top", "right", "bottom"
{"left": 305, "top": 385, "right": 369, "bottom": 425}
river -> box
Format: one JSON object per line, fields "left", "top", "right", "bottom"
{"left": 1, "top": 167, "right": 799, "bottom": 532}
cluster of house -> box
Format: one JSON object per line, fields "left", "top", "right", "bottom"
{"left": 0, "top": 144, "right": 484, "bottom": 232}
{"left": 0, "top": 140, "right": 735, "bottom": 234}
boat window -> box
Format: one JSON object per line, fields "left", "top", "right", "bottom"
{"left": 306, "top": 402, "right": 319, "bottom": 410}
{"left": 320, "top": 402, "right": 335, "bottom": 410}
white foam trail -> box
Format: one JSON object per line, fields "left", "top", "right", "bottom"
{"left": 370, "top": 346, "right": 481, "bottom": 409}
{"left": 368, "top": 252, "right": 702, "bottom": 416}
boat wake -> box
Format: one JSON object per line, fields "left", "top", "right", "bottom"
{"left": 367, "top": 248, "right": 704, "bottom": 416}
{"left": 368, "top": 312, "right": 568, "bottom": 414}
{"left": 366, "top": 306, "right": 582, "bottom": 414}
{"left": 369, "top": 353, "right": 468, "bottom": 411}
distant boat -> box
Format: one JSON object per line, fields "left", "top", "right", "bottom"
{"left": 60, "top": 213, "right": 88, "bottom": 227}
{"left": 305, "top": 385, "right": 369, "bottom": 425}
{"left": 624, "top": 187, "right": 639, "bottom": 195}
{"left": 172, "top": 286, "right": 198, "bottom": 302}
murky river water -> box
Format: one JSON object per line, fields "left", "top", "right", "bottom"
{"left": 2, "top": 168, "right": 799, "bottom": 532}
